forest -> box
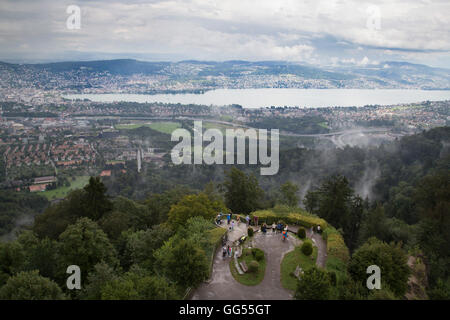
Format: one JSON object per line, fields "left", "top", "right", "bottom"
{"left": 0, "top": 126, "right": 448, "bottom": 299}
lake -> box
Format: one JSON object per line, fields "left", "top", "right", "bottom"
{"left": 64, "top": 88, "right": 450, "bottom": 109}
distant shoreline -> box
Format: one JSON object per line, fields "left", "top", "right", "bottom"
{"left": 63, "top": 88, "right": 450, "bottom": 109}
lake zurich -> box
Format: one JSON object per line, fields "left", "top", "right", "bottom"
{"left": 65, "top": 89, "right": 450, "bottom": 109}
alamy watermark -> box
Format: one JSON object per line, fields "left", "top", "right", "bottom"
{"left": 366, "top": 265, "right": 381, "bottom": 289}
{"left": 66, "top": 265, "right": 81, "bottom": 290}
{"left": 366, "top": 5, "right": 381, "bottom": 31}
{"left": 66, "top": 5, "right": 81, "bottom": 30}
{"left": 170, "top": 121, "right": 279, "bottom": 175}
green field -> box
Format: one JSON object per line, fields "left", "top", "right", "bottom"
{"left": 280, "top": 245, "right": 318, "bottom": 291}
{"left": 202, "top": 122, "right": 246, "bottom": 135}
{"left": 318, "top": 121, "right": 329, "bottom": 129}
{"left": 41, "top": 176, "right": 90, "bottom": 200}
{"left": 115, "top": 121, "right": 181, "bottom": 134}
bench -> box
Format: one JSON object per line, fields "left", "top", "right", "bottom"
{"left": 240, "top": 261, "right": 248, "bottom": 273}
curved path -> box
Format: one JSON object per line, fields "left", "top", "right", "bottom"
{"left": 191, "top": 222, "right": 327, "bottom": 300}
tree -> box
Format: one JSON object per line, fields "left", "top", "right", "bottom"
{"left": 167, "top": 193, "right": 226, "bottom": 229}
{"left": 415, "top": 171, "right": 450, "bottom": 286}
{"left": 295, "top": 267, "right": 332, "bottom": 300}
{"left": 81, "top": 262, "right": 118, "bottom": 300}
{"left": 279, "top": 182, "right": 299, "bottom": 207}
{"left": 145, "top": 186, "right": 193, "bottom": 226}
{"left": 17, "top": 231, "right": 59, "bottom": 280}
{"left": 58, "top": 217, "right": 118, "bottom": 282}
{"left": 0, "top": 241, "right": 25, "bottom": 286}
{"left": 121, "top": 225, "right": 172, "bottom": 271}
{"left": 305, "top": 175, "right": 363, "bottom": 251}
{"left": 112, "top": 196, "right": 153, "bottom": 231}
{"left": 222, "top": 167, "right": 263, "bottom": 214}
{"left": 0, "top": 270, "right": 65, "bottom": 300}
{"left": 154, "top": 238, "right": 209, "bottom": 287}
{"left": 33, "top": 189, "right": 86, "bottom": 239}
{"left": 358, "top": 205, "right": 388, "bottom": 246}
{"left": 303, "top": 190, "right": 319, "bottom": 214}
{"left": 83, "top": 176, "right": 113, "bottom": 220}
{"left": 315, "top": 175, "right": 353, "bottom": 230}
{"left": 100, "top": 271, "right": 178, "bottom": 300}
{"left": 348, "top": 237, "right": 410, "bottom": 297}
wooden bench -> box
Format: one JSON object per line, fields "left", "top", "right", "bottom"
{"left": 240, "top": 261, "right": 248, "bottom": 273}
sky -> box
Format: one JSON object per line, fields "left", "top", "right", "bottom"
{"left": 0, "top": 0, "right": 449, "bottom": 68}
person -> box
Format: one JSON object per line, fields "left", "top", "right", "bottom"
{"left": 272, "top": 222, "right": 276, "bottom": 233}
{"left": 228, "top": 246, "right": 233, "bottom": 258}
{"left": 216, "top": 213, "right": 222, "bottom": 225}
{"left": 282, "top": 230, "right": 288, "bottom": 241}
{"left": 254, "top": 215, "right": 259, "bottom": 227}
{"left": 262, "top": 223, "right": 267, "bottom": 235}
{"left": 239, "top": 235, "right": 247, "bottom": 245}
{"left": 227, "top": 245, "right": 231, "bottom": 257}
{"left": 245, "top": 215, "right": 250, "bottom": 226}
{"left": 236, "top": 215, "right": 240, "bottom": 225}
{"left": 317, "top": 225, "right": 321, "bottom": 234}
{"left": 277, "top": 222, "right": 282, "bottom": 233}
{"left": 222, "top": 246, "right": 227, "bottom": 258}
{"left": 227, "top": 213, "right": 231, "bottom": 225}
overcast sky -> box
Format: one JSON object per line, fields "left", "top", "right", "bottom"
{"left": 0, "top": 0, "right": 449, "bottom": 67}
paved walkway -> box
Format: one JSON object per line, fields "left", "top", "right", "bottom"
{"left": 191, "top": 221, "right": 327, "bottom": 300}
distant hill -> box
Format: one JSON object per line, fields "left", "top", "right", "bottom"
{"left": 1, "top": 59, "right": 449, "bottom": 90}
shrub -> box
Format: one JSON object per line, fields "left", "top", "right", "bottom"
{"left": 301, "top": 240, "right": 313, "bottom": 256}
{"left": 248, "top": 227, "right": 254, "bottom": 237}
{"left": 297, "top": 227, "right": 306, "bottom": 239}
{"left": 295, "top": 267, "right": 332, "bottom": 300}
{"left": 329, "top": 271, "right": 337, "bottom": 286}
{"left": 248, "top": 260, "right": 259, "bottom": 273}
{"left": 252, "top": 248, "right": 264, "bottom": 262}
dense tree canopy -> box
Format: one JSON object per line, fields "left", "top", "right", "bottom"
{"left": 223, "top": 167, "right": 263, "bottom": 214}
{"left": 348, "top": 237, "right": 410, "bottom": 297}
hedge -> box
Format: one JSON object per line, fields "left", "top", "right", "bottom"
{"left": 249, "top": 210, "right": 327, "bottom": 230}
{"left": 322, "top": 226, "right": 350, "bottom": 264}
{"left": 322, "top": 226, "right": 350, "bottom": 283}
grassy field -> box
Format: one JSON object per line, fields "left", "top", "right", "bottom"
{"left": 318, "top": 121, "right": 329, "bottom": 129}
{"left": 41, "top": 176, "right": 90, "bottom": 200}
{"left": 280, "top": 245, "right": 318, "bottom": 291}
{"left": 202, "top": 122, "right": 246, "bottom": 135}
{"left": 229, "top": 248, "right": 266, "bottom": 286}
{"left": 115, "top": 121, "right": 181, "bottom": 134}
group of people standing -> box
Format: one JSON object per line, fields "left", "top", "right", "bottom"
{"left": 260, "top": 222, "right": 289, "bottom": 240}
{"left": 222, "top": 244, "right": 233, "bottom": 258}
{"left": 216, "top": 212, "right": 255, "bottom": 229}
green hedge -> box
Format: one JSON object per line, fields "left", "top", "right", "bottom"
{"left": 249, "top": 210, "right": 327, "bottom": 229}
{"left": 322, "top": 226, "right": 350, "bottom": 264}
{"left": 322, "top": 226, "right": 350, "bottom": 283}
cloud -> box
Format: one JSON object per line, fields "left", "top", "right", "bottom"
{"left": 0, "top": 0, "right": 448, "bottom": 66}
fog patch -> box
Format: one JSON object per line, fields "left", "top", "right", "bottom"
{"left": 354, "top": 162, "right": 380, "bottom": 200}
